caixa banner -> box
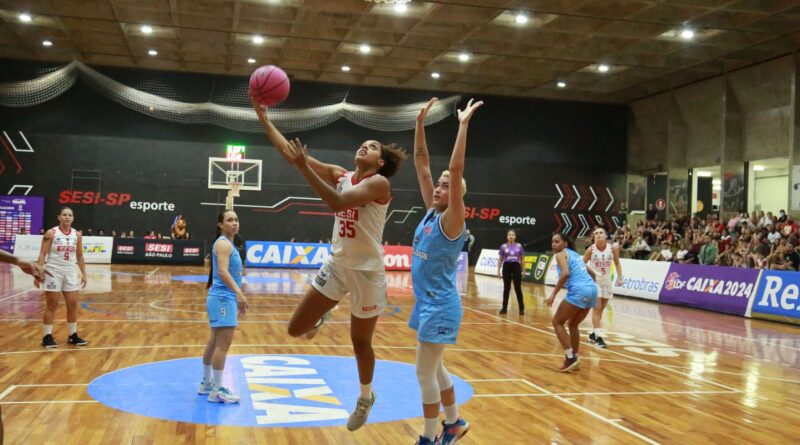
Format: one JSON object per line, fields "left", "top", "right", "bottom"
{"left": 659, "top": 264, "right": 760, "bottom": 316}
{"left": 749, "top": 270, "right": 800, "bottom": 324}
{"left": 246, "top": 242, "right": 462, "bottom": 271}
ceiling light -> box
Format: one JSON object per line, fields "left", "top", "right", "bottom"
{"left": 598, "top": 64, "right": 610, "bottom": 73}
{"left": 141, "top": 25, "right": 153, "bottom": 34}
{"left": 247, "top": 58, "right": 256, "bottom": 64}
{"left": 458, "top": 52, "right": 470, "bottom": 62}
{"left": 753, "top": 165, "right": 766, "bottom": 171}
{"left": 431, "top": 72, "right": 440, "bottom": 79}
{"left": 712, "top": 179, "right": 721, "bottom": 185}
{"left": 680, "top": 29, "right": 695, "bottom": 40}
{"left": 515, "top": 13, "right": 528, "bottom": 25}
{"left": 696, "top": 170, "right": 712, "bottom": 177}
{"left": 148, "top": 49, "right": 158, "bottom": 56}
{"left": 341, "top": 65, "right": 351, "bottom": 72}
{"left": 557, "top": 81, "right": 566, "bottom": 88}
{"left": 252, "top": 35, "right": 264, "bottom": 44}
{"left": 394, "top": 3, "right": 408, "bottom": 13}
{"left": 359, "top": 44, "right": 371, "bottom": 54}
{"left": 42, "top": 40, "right": 52, "bottom": 47}
{"left": 19, "top": 13, "right": 32, "bottom": 23}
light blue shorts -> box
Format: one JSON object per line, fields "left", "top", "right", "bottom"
{"left": 564, "top": 285, "right": 598, "bottom": 309}
{"left": 207, "top": 294, "right": 238, "bottom": 328}
{"left": 408, "top": 299, "right": 462, "bottom": 344}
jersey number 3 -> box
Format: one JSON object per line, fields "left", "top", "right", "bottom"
{"left": 338, "top": 220, "right": 356, "bottom": 238}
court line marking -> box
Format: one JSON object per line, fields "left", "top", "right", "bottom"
{"left": 0, "top": 288, "right": 36, "bottom": 304}
{"left": 521, "top": 379, "right": 661, "bottom": 445}
{"left": 0, "top": 385, "right": 17, "bottom": 401}
{"left": 0, "top": 343, "right": 644, "bottom": 368}
{"left": 464, "top": 306, "right": 741, "bottom": 392}
{"left": 474, "top": 389, "right": 740, "bottom": 398}
{"left": 612, "top": 310, "right": 800, "bottom": 352}
{"left": 0, "top": 318, "right": 507, "bottom": 326}
{"left": 0, "top": 401, "right": 98, "bottom": 405}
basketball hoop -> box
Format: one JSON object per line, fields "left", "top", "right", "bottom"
{"left": 228, "top": 182, "right": 241, "bottom": 198}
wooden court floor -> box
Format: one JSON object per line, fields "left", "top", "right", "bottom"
{"left": 1, "top": 263, "right": 799, "bottom": 444}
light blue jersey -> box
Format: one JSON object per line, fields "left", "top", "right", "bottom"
{"left": 208, "top": 236, "right": 243, "bottom": 299}
{"left": 411, "top": 209, "right": 465, "bottom": 305}
{"left": 557, "top": 248, "right": 597, "bottom": 309}
{"left": 409, "top": 209, "right": 465, "bottom": 344}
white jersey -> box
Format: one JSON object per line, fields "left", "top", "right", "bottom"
{"left": 45, "top": 226, "right": 79, "bottom": 271}
{"left": 589, "top": 242, "right": 613, "bottom": 282}
{"left": 330, "top": 172, "right": 389, "bottom": 271}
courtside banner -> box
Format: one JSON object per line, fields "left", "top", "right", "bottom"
{"left": 475, "top": 249, "right": 499, "bottom": 276}
{"left": 383, "top": 245, "right": 412, "bottom": 271}
{"left": 14, "top": 235, "right": 113, "bottom": 264}
{"left": 659, "top": 264, "right": 759, "bottom": 316}
{"left": 246, "top": 242, "right": 331, "bottom": 269}
{"left": 613, "top": 259, "right": 670, "bottom": 301}
{"left": 112, "top": 238, "right": 205, "bottom": 265}
{"left": 749, "top": 270, "right": 800, "bottom": 324}
{"left": 523, "top": 253, "right": 551, "bottom": 284}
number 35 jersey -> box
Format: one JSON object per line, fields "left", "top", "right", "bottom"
{"left": 46, "top": 227, "right": 78, "bottom": 272}
{"left": 330, "top": 171, "right": 390, "bottom": 271}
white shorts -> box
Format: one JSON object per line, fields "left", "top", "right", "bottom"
{"left": 43, "top": 267, "right": 81, "bottom": 293}
{"left": 311, "top": 258, "right": 387, "bottom": 319}
{"left": 596, "top": 280, "right": 613, "bottom": 299}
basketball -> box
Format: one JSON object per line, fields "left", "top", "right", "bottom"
{"left": 249, "top": 65, "right": 290, "bottom": 107}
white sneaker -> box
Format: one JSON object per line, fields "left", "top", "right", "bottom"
{"left": 197, "top": 380, "right": 213, "bottom": 395}
{"left": 208, "top": 386, "right": 240, "bottom": 404}
{"left": 305, "top": 310, "right": 333, "bottom": 339}
{"left": 347, "top": 391, "right": 375, "bottom": 431}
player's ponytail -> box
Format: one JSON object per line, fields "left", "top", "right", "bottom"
{"left": 207, "top": 211, "right": 226, "bottom": 289}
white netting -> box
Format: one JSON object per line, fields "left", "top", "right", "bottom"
{"left": 0, "top": 60, "right": 459, "bottom": 132}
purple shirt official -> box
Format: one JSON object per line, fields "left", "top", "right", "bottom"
{"left": 499, "top": 243, "right": 524, "bottom": 264}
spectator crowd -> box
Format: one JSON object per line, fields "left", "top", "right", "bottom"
{"left": 607, "top": 209, "right": 800, "bottom": 271}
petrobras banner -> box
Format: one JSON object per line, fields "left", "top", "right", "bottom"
{"left": 613, "top": 259, "right": 670, "bottom": 301}
{"left": 475, "top": 249, "right": 499, "bottom": 276}
{"left": 246, "top": 241, "right": 331, "bottom": 269}
{"left": 659, "top": 263, "right": 759, "bottom": 316}
{"left": 749, "top": 270, "right": 800, "bottom": 324}
{"left": 13, "top": 235, "right": 113, "bottom": 264}
{"left": 523, "top": 253, "right": 552, "bottom": 284}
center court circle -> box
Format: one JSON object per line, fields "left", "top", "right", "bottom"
{"left": 88, "top": 354, "right": 474, "bottom": 428}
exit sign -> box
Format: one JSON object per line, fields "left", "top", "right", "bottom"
{"left": 226, "top": 144, "right": 246, "bottom": 160}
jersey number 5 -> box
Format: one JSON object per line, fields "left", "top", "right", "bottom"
{"left": 338, "top": 220, "right": 356, "bottom": 238}
{"left": 63, "top": 252, "right": 70, "bottom": 261}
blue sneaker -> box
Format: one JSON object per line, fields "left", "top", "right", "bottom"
{"left": 441, "top": 418, "right": 470, "bottom": 444}
{"left": 415, "top": 435, "right": 442, "bottom": 445}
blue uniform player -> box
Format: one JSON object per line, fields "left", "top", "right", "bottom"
{"left": 198, "top": 210, "right": 248, "bottom": 404}
{"left": 410, "top": 97, "right": 483, "bottom": 445}
{"left": 546, "top": 233, "right": 598, "bottom": 372}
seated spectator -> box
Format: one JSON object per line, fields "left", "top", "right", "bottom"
{"left": 128, "top": 230, "right": 135, "bottom": 238}
{"left": 98, "top": 229, "right": 105, "bottom": 236}
{"left": 38, "top": 228, "right": 45, "bottom": 235}
{"left": 632, "top": 235, "right": 651, "bottom": 260}
{"left": 120, "top": 232, "right": 127, "bottom": 238}
{"left": 111, "top": 230, "right": 118, "bottom": 238}
{"left": 778, "top": 209, "right": 788, "bottom": 223}
{"left": 143, "top": 230, "right": 157, "bottom": 240}
{"left": 86, "top": 228, "right": 94, "bottom": 236}
{"left": 676, "top": 240, "right": 690, "bottom": 262}
{"left": 767, "top": 225, "right": 781, "bottom": 245}
{"left": 759, "top": 211, "right": 774, "bottom": 228}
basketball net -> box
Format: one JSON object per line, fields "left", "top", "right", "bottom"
{"left": 225, "top": 182, "right": 241, "bottom": 210}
